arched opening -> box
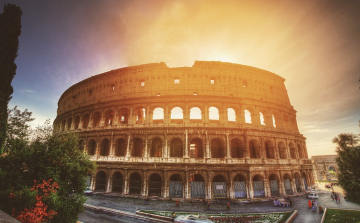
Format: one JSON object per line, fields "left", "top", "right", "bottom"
{"left": 259, "top": 112, "right": 265, "bottom": 125}
{"left": 278, "top": 142, "right": 287, "bottom": 159}
{"left": 209, "top": 106, "right": 219, "bottom": 120}
{"left": 190, "top": 174, "right": 205, "bottom": 198}
{"left": 294, "top": 173, "right": 301, "bottom": 192}
{"left": 92, "top": 112, "right": 101, "bottom": 127}
{"left": 213, "top": 175, "right": 227, "bottom": 199}
{"left": 129, "top": 172, "right": 141, "bottom": 194}
{"left": 171, "top": 107, "right": 183, "bottom": 122}
{"left": 249, "top": 140, "right": 261, "bottom": 158}
{"left": 265, "top": 141, "right": 275, "bottom": 159}
{"left": 328, "top": 166, "right": 337, "bottom": 178}
{"left": 135, "top": 108, "right": 145, "bottom": 124}
{"left": 289, "top": 143, "right": 296, "bottom": 159}
{"left": 104, "top": 110, "right": 114, "bottom": 127}
{"left": 302, "top": 172, "right": 308, "bottom": 189}
{"left": 88, "top": 139, "right": 96, "bottom": 155}
{"left": 112, "top": 172, "right": 123, "bottom": 193}
{"left": 253, "top": 175, "right": 265, "bottom": 197}
{"left": 269, "top": 174, "right": 279, "bottom": 196}
{"left": 189, "top": 138, "right": 203, "bottom": 158}
{"left": 283, "top": 174, "right": 292, "bottom": 194}
{"left": 152, "top": 107, "right": 164, "bottom": 120}
{"left": 227, "top": 108, "right": 236, "bottom": 122}
{"left": 67, "top": 118, "right": 72, "bottom": 130}
{"left": 170, "top": 138, "right": 183, "bottom": 157}
{"left": 231, "top": 139, "right": 244, "bottom": 158}
{"left": 148, "top": 174, "right": 162, "bottom": 197}
{"left": 150, "top": 138, "right": 162, "bottom": 157}
{"left": 297, "top": 144, "right": 303, "bottom": 158}
{"left": 61, "top": 119, "right": 66, "bottom": 131}
{"left": 82, "top": 114, "right": 90, "bottom": 128}
{"left": 74, "top": 116, "right": 80, "bottom": 130}
{"left": 169, "top": 174, "right": 183, "bottom": 198}
{"left": 244, "top": 109, "right": 252, "bottom": 124}
{"left": 211, "top": 138, "right": 224, "bottom": 158}
{"left": 100, "top": 138, "right": 110, "bottom": 156}
{"left": 132, "top": 138, "right": 143, "bottom": 157}
{"left": 272, "top": 114, "right": 276, "bottom": 128}
{"left": 95, "top": 171, "right": 106, "bottom": 191}
{"left": 190, "top": 107, "right": 202, "bottom": 120}
{"left": 115, "top": 138, "right": 126, "bottom": 156}
{"left": 234, "top": 174, "right": 247, "bottom": 198}
{"left": 119, "top": 109, "right": 128, "bottom": 124}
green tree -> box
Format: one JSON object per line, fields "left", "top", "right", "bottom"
{"left": 0, "top": 4, "right": 22, "bottom": 153}
{"left": 0, "top": 107, "right": 96, "bottom": 222}
{"left": 332, "top": 133, "right": 360, "bottom": 204}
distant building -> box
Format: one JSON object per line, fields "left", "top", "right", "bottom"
{"left": 311, "top": 155, "right": 338, "bottom": 182}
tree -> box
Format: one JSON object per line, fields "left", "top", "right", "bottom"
{"left": 0, "top": 107, "right": 96, "bottom": 222}
{"left": 0, "top": 4, "right": 22, "bottom": 153}
{"left": 332, "top": 133, "right": 360, "bottom": 203}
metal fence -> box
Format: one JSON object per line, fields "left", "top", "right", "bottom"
{"left": 191, "top": 181, "right": 205, "bottom": 198}
{"left": 169, "top": 181, "right": 183, "bottom": 198}
{"left": 212, "top": 182, "right": 227, "bottom": 198}
{"left": 234, "top": 181, "right": 247, "bottom": 198}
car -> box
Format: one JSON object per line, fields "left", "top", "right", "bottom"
{"left": 307, "top": 192, "right": 319, "bottom": 199}
{"left": 174, "top": 215, "right": 214, "bottom": 223}
{"left": 84, "top": 187, "right": 93, "bottom": 195}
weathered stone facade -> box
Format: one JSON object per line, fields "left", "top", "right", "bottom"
{"left": 311, "top": 155, "right": 338, "bottom": 182}
{"left": 54, "top": 61, "right": 313, "bottom": 199}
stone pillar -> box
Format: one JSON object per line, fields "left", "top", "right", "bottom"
{"left": 124, "top": 169, "right": 129, "bottom": 194}
{"left": 164, "top": 104, "right": 169, "bottom": 124}
{"left": 163, "top": 170, "right": 168, "bottom": 198}
{"left": 291, "top": 171, "right": 297, "bottom": 194}
{"left": 206, "top": 171, "right": 212, "bottom": 199}
{"left": 142, "top": 169, "right": 148, "bottom": 197}
{"left": 106, "top": 173, "right": 111, "bottom": 193}
{"left": 205, "top": 131, "right": 210, "bottom": 158}
{"left": 244, "top": 132, "right": 250, "bottom": 159}
{"left": 100, "top": 111, "right": 105, "bottom": 127}
{"left": 226, "top": 132, "right": 230, "bottom": 159}
{"left": 90, "top": 175, "right": 96, "bottom": 191}
{"left": 146, "top": 104, "right": 150, "bottom": 124}
{"left": 204, "top": 104, "right": 209, "bottom": 123}
{"left": 279, "top": 171, "right": 285, "bottom": 195}
{"left": 126, "top": 134, "right": 131, "bottom": 159}
{"left": 239, "top": 107, "right": 245, "bottom": 125}
{"left": 144, "top": 134, "right": 148, "bottom": 158}
{"left": 248, "top": 174, "right": 254, "bottom": 198}
{"left": 228, "top": 172, "right": 234, "bottom": 199}
{"left": 185, "top": 171, "right": 190, "bottom": 199}
{"left": 185, "top": 129, "right": 189, "bottom": 158}
{"left": 110, "top": 132, "right": 115, "bottom": 156}
{"left": 184, "top": 104, "right": 189, "bottom": 123}
{"left": 128, "top": 107, "right": 133, "bottom": 125}
{"left": 95, "top": 138, "right": 100, "bottom": 156}
{"left": 164, "top": 134, "right": 168, "bottom": 158}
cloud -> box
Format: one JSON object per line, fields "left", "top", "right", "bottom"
{"left": 20, "top": 89, "right": 35, "bottom": 94}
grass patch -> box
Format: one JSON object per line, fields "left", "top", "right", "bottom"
{"left": 140, "top": 210, "right": 293, "bottom": 223}
{"left": 324, "top": 209, "right": 360, "bottom": 223}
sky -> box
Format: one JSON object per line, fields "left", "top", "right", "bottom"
{"left": 2, "top": 0, "right": 360, "bottom": 157}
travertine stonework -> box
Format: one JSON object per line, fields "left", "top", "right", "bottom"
{"left": 54, "top": 61, "right": 313, "bottom": 199}
{"left": 311, "top": 155, "right": 338, "bottom": 182}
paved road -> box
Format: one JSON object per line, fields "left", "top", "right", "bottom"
{"left": 80, "top": 188, "right": 360, "bottom": 223}
{"left": 78, "top": 209, "right": 144, "bottom": 223}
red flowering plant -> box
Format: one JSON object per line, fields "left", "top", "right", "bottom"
{"left": 9, "top": 179, "right": 59, "bottom": 223}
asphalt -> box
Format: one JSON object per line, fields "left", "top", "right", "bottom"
{"left": 82, "top": 183, "right": 360, "bottom": 223}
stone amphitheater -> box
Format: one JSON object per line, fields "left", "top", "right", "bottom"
{"left": 54, "top": 61, "right": 314, "bottom": 199}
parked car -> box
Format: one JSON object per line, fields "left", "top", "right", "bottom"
{"left": 174, "top": 215, "right": 213, "bottom": 223}
{"left": 84, "top": 187, "right": 93, "bottom": 195}
{"left": 307, "top": 192, "right": 319, "bottom": 199}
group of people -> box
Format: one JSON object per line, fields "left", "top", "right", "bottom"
{"left": 308, "top": 200, "right": 317, "bottom": 211}
{"left": 331, "top": 192, "right": 341, "bottom": 204}
{"left": 273, "top": 198, "right": 291, "bottom": 207}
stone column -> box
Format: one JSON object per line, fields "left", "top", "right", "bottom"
{"left": 279, "top": 171, "right": 285, "bottom": 195}
{"left": 164, "top": 104, "right": 169, "bottom": 124}
{"left": 228, "top": 172, "right": 234, "bottom": 199}
{"left": 144, "top": 134, "right": 148, "bottom": 158}
{"left": 95, "top": 138, "right": 100, "bottom": 156}
{"left": 142, "top": 169, "right": 147, "bottom": 197}
{"left": 185, "top": 129, "right": 189, "bottom": 158}
{"left": 128, "top": 107, "right": 133, "bottom": 125}
{"left": 185, "top": 171, "right": 190, "bottom": 199}
{"left": 239, "top": 107, "right": 245, "bottom": 125}
{"left": 163, "top": 170, "right": 168, "bottom": 198}
{"left": 124, "top": 169, "right": 129, "bottom": 194}
{"left": 205, "top": 131, "right": 210, "bottom": 159}
{"left": 248, "top": 172, "right": 254, "bottom": 198}
{"left": 226, "top": 132, "right": 230, "bottom": 159}
{"left": 106, "top": 172, "right": 111, "bottom": 193}
{"left": 204, "top": 104, "right": 209, "bottom": 123}
{"left": 206, "top": 171, "right": 212, "bottom": 199}
{"left": 146, "top": 104, "right": 150, "bottom": 124}
{"left": 110, "top": 132, "right": 115, "bottom": 156}
{"left": 164, "top": 134, "right": 168, "bottom": 158}
{"left": 126, "top": 134, "right": 131, "bottom": 159}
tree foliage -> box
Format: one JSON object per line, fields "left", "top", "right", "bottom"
{"left": 332, "top": 133, "right": 360, "bottom": 204}
{"left": 0, "top": 107, "right": 96, "bottom": 222}
{"left": 0, "top": 4, "right": 22, "bottom": 153}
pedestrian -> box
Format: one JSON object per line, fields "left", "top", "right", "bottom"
{"left": 308, "top": 200, "right": 312, "bottom": 208}
{"left": 331, "top": 193, "right": 334, "bottom": 201}
{"left": 337, "top": 195, "right": 341, "bottom": 204}
{"left": 176, "top": 200, "right": 179, "bottom": 207}
{"left": 334, "top": 193, "right": 338, "bottom": 203}
{"left": 172, "top": 211, "right": 176, "bottom": 219}
{"left": 207, "top": 201, "right": 210, "bottom": 210}
{"left": 289, "top": 198, "right": 292, "bottom": 207}
{"left": 227, "top": 202, "right": 230, "bottom": 210}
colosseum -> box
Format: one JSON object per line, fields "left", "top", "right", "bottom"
{"left": 54, "top": 61, "right": 314, "bottom": 200}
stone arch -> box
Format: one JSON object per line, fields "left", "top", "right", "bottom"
{"left": 169, "top": 174, "right": 183, "bottom": 198}
{"left": 115, "top": 138, "right": 126, "bottom": 156}
{"left": 112, "top": 172, "right": 123, "bottom": 193}
{"left": 74, "top": 115, "right": 80, "bottom": 130}
{"left": 95, "top": 171, "right": 106, "bottom": 192}
{"left": 132, "top": 138, "right": 143, "bottom": 157}
{"left": 104, "top": 109, "right": 114, "bottom": 127}
{"left": 82, "top": 113, "right": 90, "bottom": 128}
{"left": 190, "top": 107, "right": 202, "bottom": 120}
{"left": 170, "top": 138, "right": 183, "bottom": 157}
{"left": 212, "top": 175, "right": 228, "bottom": 199}
{"left": 249, "top": 139, "right": 261, "bottom": 158}
{"left": 152, "top": 107, "right": 164, "bottom": 120}
{"left": 150, "top": 138, "right": 163, "bottom": 157}
{"left": 148, "top": 173, "right": 162, "bottom": 197}
{"left": 234, "top": 174, "right": 247, "bottom": 198}
{"left": 190, "top": 174, "right": 205, "bottom": 198}
{"left": 61, "top": 119, "right": 66, "bottom": 131}
{"left": 129, "top": 172, "right": 141, "bottom": 194}
{"left": 67, "top": 117, "right": 72, "bottom": 130}
{"left": 278, "top": 141, "right": 287, "bottom": 159}
{"left": 189, "top": 138, "right": 203, "bottom": 158}
{"left": 100, "top": 138, "right": 110, "bottom": 156}
{"left": 87, "top": 139, "right": 96, "bottom": 155}
{"left": 227, "top": 108, "right": 236, "bottom": 122}
{"left": 294, "top": 172, "right": 301, "bottom": 192}
{"left": 297, "top": 143, "right": 303, "bottom": 158}
{"left": 265, "top": 140, "right": 275, "bottom": 159}
{"left": 231, "top": 138, "right": 244, "bottom": 158}
{"left": 171, "top": 106, "right": 183, "bottom": 120}
{"left": 289, "top": 142, "right": 296, "bottom": 159}
{"left": 209, "top": 106, "right": 219, "bottom": 120}
{"left": 118, "top": 108, "right": 129, "bottom": 124}
{"left": 135, "top": 107, "right": 145, "bottom": 124}
{"left": 92, "top": 111, "right": 101, "bottom": 127}
{"left": 211, "top": 138, "right": 224, "bottom": 158}
{"left": 244, "top": 109, "right": 252, "bottom": 124}
{"left": 253, "top": 174, "right": 265, "bottom": 198}
{"left": 283, "top": 174, "right": 293, "bottom": 194}
{"left": 269, "top": 174, "right": 280, "bottom": 196}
